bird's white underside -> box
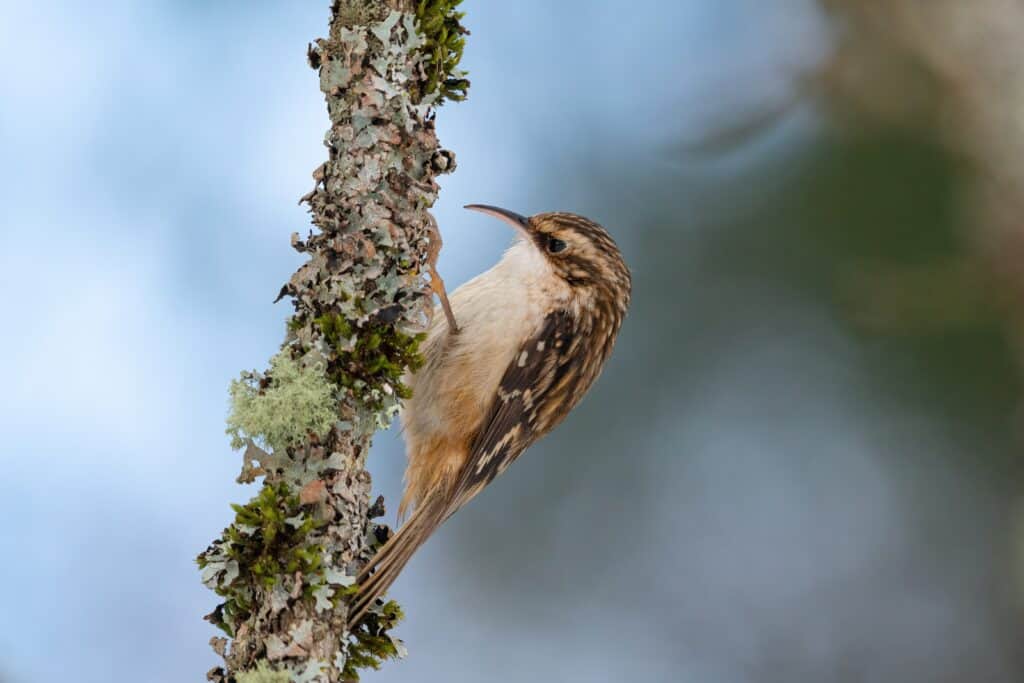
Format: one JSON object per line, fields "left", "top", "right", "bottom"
{"left": 401, "top": 237, "right": 570, "bottom": 452}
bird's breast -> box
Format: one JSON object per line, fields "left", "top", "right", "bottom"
{"left": 402, "top": 242, "right": 568, "bottom": 454}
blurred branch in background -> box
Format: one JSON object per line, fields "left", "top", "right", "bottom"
{"left": 196, "top": 1, "right": 466, "bottom": 681}
{"left": 816, "top": 1, "right": 1024, "bottom": 610}
{"left": 819, "top": 0, "right": 1024, "bottom": 346}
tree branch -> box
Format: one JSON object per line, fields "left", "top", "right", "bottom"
{"left": 198, "top": 2, "right": 468, "bottom": 680}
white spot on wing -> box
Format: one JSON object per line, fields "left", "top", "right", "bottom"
{"left": 475, "top": 426, "right": 519, "bottom": 473}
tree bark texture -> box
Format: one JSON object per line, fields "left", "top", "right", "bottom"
{"left": 198, "top": 2, "right": 466, "bottom": 681}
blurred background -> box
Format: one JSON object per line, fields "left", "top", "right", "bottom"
{"left": 3, "top": 1, "right": 1024, "bottom": 681}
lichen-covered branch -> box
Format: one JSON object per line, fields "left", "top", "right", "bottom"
{"left": 197, "top": 1, "right": 468, "bottom": 681}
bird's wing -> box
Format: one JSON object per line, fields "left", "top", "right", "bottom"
{"left": 444, "top": 309, "right": 584, "bottom": 515}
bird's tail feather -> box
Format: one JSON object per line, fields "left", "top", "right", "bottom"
{"left": 346, "top": 499, "right": 446, "bottom": 630}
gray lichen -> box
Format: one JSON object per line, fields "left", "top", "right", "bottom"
{"left": 200, "top": 2, "right": 463, "bottom": 681}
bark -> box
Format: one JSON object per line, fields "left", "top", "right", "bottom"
{"left": 198, "top": 1, "right": 466, "bottom": 681}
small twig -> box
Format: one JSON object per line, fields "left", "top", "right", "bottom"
{"left": 426, "top": 212, "right": 460, "bottom": 334}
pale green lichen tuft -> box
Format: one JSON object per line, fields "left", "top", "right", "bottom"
{"left": 226, "top": 352, "right": 338, "bottom": 453}
{"left": 236, "top": 661, "right": 290, "bottom": 683}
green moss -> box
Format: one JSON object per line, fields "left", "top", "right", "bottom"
{"left": 314, "top": 312, "right": 426, "bottom": 410}
{"left": 415, "top": 0, "right": 470, "bottom": 103}
{"left": 236, "top": 661, "right": 290, "bottom": 683}
{"left": 229, "top": 485, "right": 323, "bottom": 585}
{"left": 314, "top": 312, "right": 354, "bottom": 347}
{"left": 197, "top": 483, "right": 325, "bottom": 636}
{"left": 226, "top": 351, "right": 338, "bottom": 453}
{"left": 343, "top": 601, "right": 405, "bottom": 680}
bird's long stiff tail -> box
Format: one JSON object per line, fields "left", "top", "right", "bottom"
{"left": 346, "top": 499, "right": 447, "bottom": 630}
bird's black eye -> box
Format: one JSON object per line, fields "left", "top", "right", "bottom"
{"left": 546, "top": 237, "right": 567, "bottom": 254}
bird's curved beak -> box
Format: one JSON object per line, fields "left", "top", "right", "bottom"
{"left": 464, "top": 204, "right": 532, "bottom": 238}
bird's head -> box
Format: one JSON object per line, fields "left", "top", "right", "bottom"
{"left": 464, "top": 204, "right": 631, "bottom": 314}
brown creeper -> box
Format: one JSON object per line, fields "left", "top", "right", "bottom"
{"left": 349, "top": 205, "right": 631, "bottom": 627}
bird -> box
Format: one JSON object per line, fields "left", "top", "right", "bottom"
{"left": 347, "top": 204, "right": 631, "bottom": 629}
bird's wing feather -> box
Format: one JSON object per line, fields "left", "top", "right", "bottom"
{"left": 348, "top": 312, "right": 580, "bottom": 627}
{"left": 445, "top": 309, "right": 583, "bottom": 514}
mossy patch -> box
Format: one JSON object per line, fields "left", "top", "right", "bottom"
{"left": 415, "top": 0, "right": 470, "bottom": 103}
{"left": 313, "top": 312, "right": 426, "bottom": 410}
{"left": 343, "top": 600, "right": 406, "bottom": 680}
{"left": 197, "top": 483, "right": 325, "bottom": 636}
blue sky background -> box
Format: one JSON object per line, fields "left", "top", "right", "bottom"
{"left": 5, "top": 2, "right": 1022, "bottom": 682}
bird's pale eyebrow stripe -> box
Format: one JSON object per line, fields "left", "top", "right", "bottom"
{"left": 552, "top": 213, "right": 621, "bottom": 250}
